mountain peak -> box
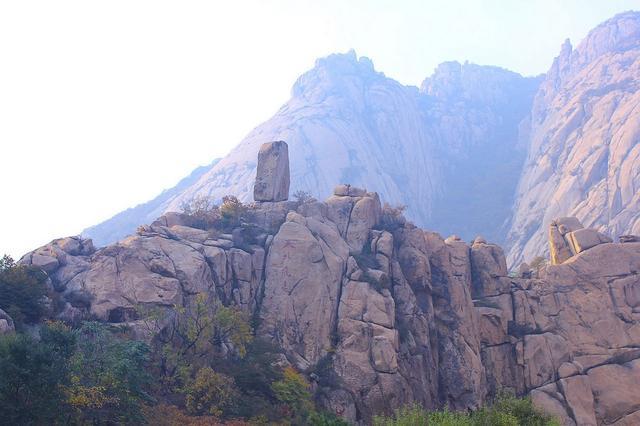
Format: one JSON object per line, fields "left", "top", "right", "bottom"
{"left": 573, "top": 10, "right": 640, "bottom": 64}
{"left": 291, "top": 50, "right": 380, "bottom": 98}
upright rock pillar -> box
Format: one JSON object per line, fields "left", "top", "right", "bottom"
{"left": 253, "top": 141, "right": 290, "bottom": 202}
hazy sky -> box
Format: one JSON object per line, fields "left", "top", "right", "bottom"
{"left": 1, "top": 0, "right": 638, "bottom": 258}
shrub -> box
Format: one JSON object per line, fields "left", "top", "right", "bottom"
{"left": 180, "top": 195, "right": 221, "bottom": 230}
{"left": 214, "top": 305, "right": 253, "bottom": 359}
{"left": 220, "top": 195, "right": 248, "bottom": 229}
{"left": 142, "top": 403, "right": 221, "bottom": 426}
{"left": 529, "top": 256, "right": 548, "bottom": 277}
{"left": 373, "top": 404, "right": 431, "bottom": 426}
{"left": 272, "top": 366, "right": 313, "bottom": 422}
{"left": 0, "top": 321, "right": 75, "bottom": 424}
{"left": 183, "top": 366, "right": 239, "bottom": 417}
{"left": 372, "top": 393, "right": 559, "bottom": 426}
{"left": 0, "top": 255, "right": 48, "bottom": 325}
{"left": 378, "top": 203, "right": 407, "bottom": 232}
{"left": 489, "top": 391, "right": 559, "bottom": 426}
{"left": 293, "top": 190, "right": 315, "bottom": 205}
{"left": 309, "top": 352, "right": 341, "bottom": 389}
{"left": 307, "top": 410, "right": 350, "bottom": 425}
{"left": 66, "top": 322, "right": 152, "bottom": 424}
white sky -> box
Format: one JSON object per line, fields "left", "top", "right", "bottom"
{"left": 1, "top": 0, "right": 639, "bottom": 258}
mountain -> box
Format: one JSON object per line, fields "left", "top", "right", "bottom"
{"left": 22, "top": 142, "right": 640, "bottom": 424}
{"left": 85, "top": 12, "right": 640, "bottom": 268}
{"left": 506, "top": 11, "right": 640, "bottom": 265}
{"left": 84, "top": 51, "right": 540, "bottom": 248}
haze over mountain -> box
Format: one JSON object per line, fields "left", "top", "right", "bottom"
{"left": 85, "top": 52, "right": 540, "bottom": 249}
{"left": 85, "top": 11, "right": 640, "bottom": 268}
{"left": 506, "top": 11, "right": 640, "bottom": 265}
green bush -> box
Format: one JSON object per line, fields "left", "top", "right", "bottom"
{"left": 66, "top": 322, "right": 152, "bottom": 424}
{"left": 0, "top": 255, "right": 48, "bottom": 325}
{"left": 0, "top": 322, "right": 75, "bottom": 424}
{"left": 182, "top": 366, "right": 239, "bottom": 416}
{"left": 373, "top": 394, "right": 559, "bottom": 426}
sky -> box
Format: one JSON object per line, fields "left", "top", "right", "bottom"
{"left": 1, "top": 0, "right": 638, "bottom": 258}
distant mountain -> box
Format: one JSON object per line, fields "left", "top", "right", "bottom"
{"left": 83, "top": 160, "right": 218, "bottom": 246}
{"left": 506, "top": 11, "right": 640, "bottom": 266}
{"left": 86, "top": 12, "right": 640, "bottom": 266}
{"left": 84, "top": 51, "right": 539, "bottom": 247}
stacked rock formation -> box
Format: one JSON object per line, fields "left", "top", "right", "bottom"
{"left": 548, "top": 217, "right": 612, "bottom": 265}
{"left": 253, "top": 141, "right": 290, "bottom": 202}
{"left": 21, "top": 143, "right": 640, "bottom": 424}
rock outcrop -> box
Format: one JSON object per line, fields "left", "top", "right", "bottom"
{"left": 548, "top": 217, "right": 612, "bottom": 265}
{"left": 22, "top": 143, "right": 640, "bottom": 424}
{"left": 253, "top": 141, "right": 290, "bottom": 202}
{"left": 507, "top": 11, "right": 640, "bottom": 266}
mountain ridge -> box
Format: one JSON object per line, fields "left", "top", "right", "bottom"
{"left": 84, "top": 50, "right": 540, "bottom": 249}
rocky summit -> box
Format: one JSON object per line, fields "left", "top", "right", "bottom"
{"left": 20, "top": 142, "right": 640, "bottom": 425}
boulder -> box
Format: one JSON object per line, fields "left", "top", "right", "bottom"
{"left": 566, "top": 228, "right": 612, "bottom": 254}
{"left": 253, "top": 141, "right": 290, "bottom": 202}
{"left": 549, "top": 217, "right": 584, "bottom": 265}
{"left": 0, "top": 308, "right": 15, "bottom": 334}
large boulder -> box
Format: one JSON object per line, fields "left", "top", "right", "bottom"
{"left": 253, "top": 141, "right": 290, "bottom": 202}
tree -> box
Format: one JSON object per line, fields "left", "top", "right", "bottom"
{"left": 138, "top": 294, "right": 253, "bottom": 395}
{"left": 183, "top": 366, "right": 239, "bottom": 417}
{"left": 65, "top": 322, "right": 151, "bottom": 424}
{"left": 180, "top": 195, "right": 221, "bottom": 230}
{"left": 214, "top": 305, "right": 253, "bottom": 358}
{"left": 0, "top": 321, "right": 75, "bottom": 424}
{"left": 220, "top": 195, "right": 247, "bottom": 229}
{"left": 0, "top": 254, "right": 48, "bottom": 325}
{"left": 272, "top": 366, "right": 313, "bottom": 422}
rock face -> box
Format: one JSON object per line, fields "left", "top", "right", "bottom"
{"left": 84, "top": 51, "right": 539, "bottom": 248}
{"left": 507, "top": 11, "right": 640, "bottom": 266}
{"left": 253, "top": 141, "right": 290, "bottom": 202}
{"left": 22, "top": 142, "right": 640, "bottom": 424}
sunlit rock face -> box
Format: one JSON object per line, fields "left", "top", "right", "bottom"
{"left": 506, "top": 11, "right": 640, "bottom": 266}
{"left": 84, "top": 50, "right": 539, "bottom": 248}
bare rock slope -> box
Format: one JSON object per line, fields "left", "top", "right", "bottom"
{"left": 24, "top": 142, "right": 640, "bottom": 425}
{"left": 507, "top": 11, "right": 640, "bottom": 266}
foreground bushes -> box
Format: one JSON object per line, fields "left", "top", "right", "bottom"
{"left": 0, "top": 321, "right": 151, "bottom": 425}
{"left": 0, "top": 255, "right": 48, "bottom": 326}
{"left": 373, "top": 393, "right": 560, "bottom": 426}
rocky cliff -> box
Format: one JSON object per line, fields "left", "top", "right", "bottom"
{"left": 84, "top": 51, "right": 539, "bottom": 248}
{"left": 22, "top": 142, "right": 640, "bottom": 425}
{"left": 506, "top": 11, "right": 640, "bottom": 266}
